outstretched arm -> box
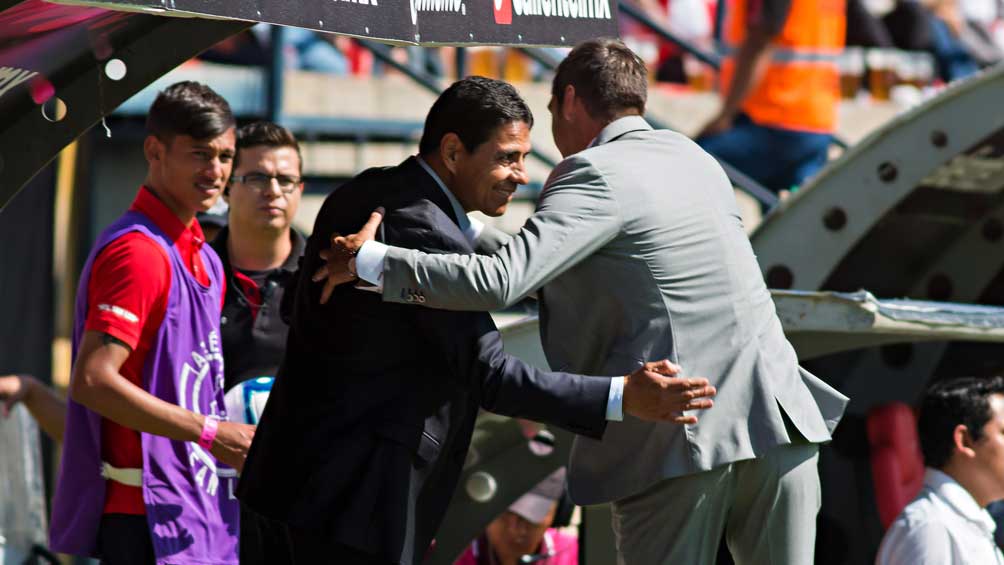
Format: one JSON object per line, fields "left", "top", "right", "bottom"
{"left": 0, "top": 374, "right": 67, "bottom": 441}
{"left": 410, "top": 305, "right": 715, "bottom": 437}
{"left": 317, "top": 155, "right": 621, "bottom": 311}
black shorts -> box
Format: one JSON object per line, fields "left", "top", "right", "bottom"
{"left": 97, "top": 514, "right": 154, "bottom": 565}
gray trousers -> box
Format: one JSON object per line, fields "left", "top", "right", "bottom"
{"left": 611, "top": 441, "right": 821, "bottom": 565}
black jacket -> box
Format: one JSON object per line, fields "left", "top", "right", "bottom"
{"left": 236, "top": 157, "right": 609, "bottom": 564}
{"left": 210, "top": 227, "right": 305, "bottom": 391}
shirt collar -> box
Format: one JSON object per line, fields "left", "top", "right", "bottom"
{"left": 130, "top": 186, "right": 205, "bottom": 248}
{"left": 589, "top": 115, "right": 654, "bottom": 148}
{"left": 416, "top": 156, "right": 479, "bottom": 243}
{"left": 925, "top": 468, "right": 998, "bottom": 534}
{"left": 210, "top": 226, "right": 305, "bottom": 274}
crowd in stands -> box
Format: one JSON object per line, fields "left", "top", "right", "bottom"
{"left": 197, "top": 1, "right": 1003, "bottom": 95}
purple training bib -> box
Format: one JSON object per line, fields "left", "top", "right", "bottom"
{"left": 50, "top": 210, "right": 238, "bottom": 564}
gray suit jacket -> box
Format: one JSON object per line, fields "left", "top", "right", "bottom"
{"left": 380, "top": 116, "right": 848, "bottom": 505}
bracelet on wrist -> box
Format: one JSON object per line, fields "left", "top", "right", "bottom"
{"left": 198, "top": 415, "right": 220, "bottom": 451}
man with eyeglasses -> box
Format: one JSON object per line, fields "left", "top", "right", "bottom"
{"left": 213, "top": 121, "right": 305, "bottom": 395}
{"left": 14, "top": 120, "right": 306, "bottom": 563}
{"left": 211, "top": 121, "right": 306, "bottom": 564}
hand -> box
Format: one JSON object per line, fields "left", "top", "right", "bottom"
{"left": 696, "top": 113, "right": 734, "bottom": 140}
{"left": 0, "top": 374, "right": 35, "bottom": 418}
{"left": 210, "top": 420, "right": 256, "bottom": 472}
{"left": 622, "top": 360, "right": 716, "bottom": 424}
{"left": 313, "top": 207, "right": 385, "bottom": 304}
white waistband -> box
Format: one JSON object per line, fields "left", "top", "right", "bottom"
{"left": 101, "top": 462, "right": 142, "bottom": 487}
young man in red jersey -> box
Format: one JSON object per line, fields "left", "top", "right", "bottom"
{"left": 49, "top": 81, "right": 254, "bottom": 565}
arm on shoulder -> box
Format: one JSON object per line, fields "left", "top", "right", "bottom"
{"left": 410, "top": 305, "right": 610, "bottom": 439}
{"left": 382, "top": 155, "right": 622, "bottom": 311}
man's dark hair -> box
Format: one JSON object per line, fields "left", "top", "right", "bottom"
{"left": 234, "top": 121, "right": 302, "bottom": 173}
{"left": 225, "top": 121, "right": 302, "bottom": 195}
{"left": 918, "top": 376, "right": 1004, "bottom": 469}
{"left": 145, "top": 81, "right": 235, "bottom": 142}
{"left": 552, "top": 38, "right": 648, "bottom": 120}
{"left": 418, "top": 76, "right": 533, "bottom": 156}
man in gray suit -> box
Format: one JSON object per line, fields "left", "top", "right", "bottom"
{"left": 319, "top": 39, "right": 848, "bottom": 564}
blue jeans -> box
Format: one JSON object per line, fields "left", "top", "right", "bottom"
{"left": 696, "top": 114, "right": 832, "bottom": 193}
{"left": 928, "top": 16, "right": 979, "bottom": 82}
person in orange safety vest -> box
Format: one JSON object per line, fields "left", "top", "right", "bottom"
{"left": 696, "top": 0, "right": 846, "bottom": 195}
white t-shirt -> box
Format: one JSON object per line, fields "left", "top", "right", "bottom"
{"left": 876, "top": 468, "right": 1004, "bottom": 565}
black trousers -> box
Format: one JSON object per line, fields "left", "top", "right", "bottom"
{"left": 240, "top": 504, "right": 294, "bottom": 565}
{"left": 97, "top": 514, "right": 154, "bottom": 565}
{"left": 286, "top": 524, "right": 392, "bottom": 565}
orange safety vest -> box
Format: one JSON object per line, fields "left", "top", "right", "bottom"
{"left": 720, "top": 0, "right": 846, "bottom": 133}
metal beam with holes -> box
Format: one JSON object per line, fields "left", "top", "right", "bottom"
{"left": 0, "top": 2, "right": 248, "bottom": 209}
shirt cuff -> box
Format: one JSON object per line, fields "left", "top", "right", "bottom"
{"left": 355, "top": 240, "right": 388, "bottom": 290}
{"left": 606, "top": 376, "right": 625, "bottom": 422}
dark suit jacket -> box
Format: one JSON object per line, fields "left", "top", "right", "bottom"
{"left": 236, "top": 157, "right": 609, "bottom": 564}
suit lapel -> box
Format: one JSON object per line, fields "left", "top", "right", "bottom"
{"left": 400, "top": 156, "right": 464, "bottom": 230}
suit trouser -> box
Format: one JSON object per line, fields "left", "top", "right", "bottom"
{"left": 610, "top": 441, "right": 821, "bottom": 565}
{"left": 285, "top": 524, "right": 395, "bottom": 565}
{"left": 240, "top": 504, "right": 294, "bottom": 565}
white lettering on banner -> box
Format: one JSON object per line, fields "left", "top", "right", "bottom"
{"left": 511, "top": 0, "right": 609, "bottom": 19}
{"left": 336, "top": 0, "right": 379, "bottom": 5}
{"left": 0, "top": 66, "right": 38, "bottom": 101}
{"left": 411, "top": 0, "right": 466, "bottom": 24}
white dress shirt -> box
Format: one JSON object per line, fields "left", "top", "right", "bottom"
{"left": 876, "top": 468, "right": 1004, "bottom": 565}
{"left": 354, "top": 156, "right": 625, "bottom": 421}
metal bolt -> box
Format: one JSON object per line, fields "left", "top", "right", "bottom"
{"left": 765, "top": 265, "right": 794, "bottom": 290}
{"left": 529, "top": 429, "right": 556, "bottom": 456}
{"left": 930, "top": 130, "right": 948, "bottom": 148}
{"left": 877, "top": 161, "right": 898, "bottom": 183}
{"left": 822, "top": 207, "right": 847, "bottom": 231}
{"left": 466, "top": 471, "right": 497, "bottom": 502}
{"left": 104, "top": 58, "right": 127, "bottom": 81}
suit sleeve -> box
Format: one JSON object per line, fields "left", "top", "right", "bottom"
{"left": 409, "top": 297, "right": 610, "bottom": 439}
{"left": 381, "top": 155, "right": 622, "bottom": 310}
{"left": 473, "top": 224, "right": 512, "bottom": 255}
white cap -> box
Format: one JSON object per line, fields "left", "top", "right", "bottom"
{"left": 508, "top": 493, "right": 556, "bottom": 524}
{"left": 507, "top": 467, "right": 566, "bottom": 524}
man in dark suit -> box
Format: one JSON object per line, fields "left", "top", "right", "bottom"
{"left": 236, "top": 77, "right": 716, "bottom": 565}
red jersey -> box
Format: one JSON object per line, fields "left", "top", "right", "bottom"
{"left": 84, "top": 186, "right": 218, "bottom": 515}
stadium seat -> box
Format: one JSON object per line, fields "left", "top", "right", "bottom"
{"left": 867, "top": 402, "right": 925, "bottom": 529}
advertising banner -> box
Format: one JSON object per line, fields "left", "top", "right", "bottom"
{"left": 53, "top": 0, "right": 619, "bottom": 46}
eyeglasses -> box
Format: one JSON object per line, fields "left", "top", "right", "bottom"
{"left": 230, "top": 173, "right": 302, "bottom": 194}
